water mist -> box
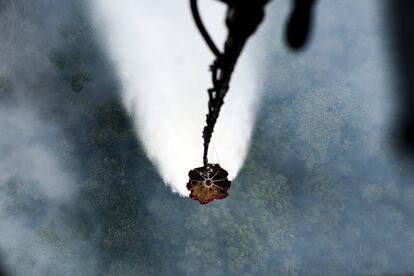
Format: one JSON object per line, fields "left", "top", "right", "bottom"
{"left": 90, "top": 0, "right": 262, "bottom": 195}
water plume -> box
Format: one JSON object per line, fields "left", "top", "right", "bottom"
{"left": 90, "top": 0, "right": 262, "bottom": 195}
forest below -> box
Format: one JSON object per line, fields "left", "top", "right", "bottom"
{"left": 1, "top": 1, "right": 414, "bottom": 275}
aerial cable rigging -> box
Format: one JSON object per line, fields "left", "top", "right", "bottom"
{"left": 187, "top": 0, "right": 317, "bottom": 204}
{"left": 187, "top": 0, "right": 269, "bottom": 204}
{"left": 191, "top": 0, "right": 269, "bottom": 167}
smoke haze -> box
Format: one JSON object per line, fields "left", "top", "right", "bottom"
{"left": 0, "top": 1, "right": 101, "bottom": 274}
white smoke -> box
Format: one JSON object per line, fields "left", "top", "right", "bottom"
{"left": 0, "top": 2, "right": 101, "bottom": 273}
{"left": 90, "top": 0, "right": 262, "bottom": 195}
{"left": 0, "top": 106, "right": 95, "bottom": 275}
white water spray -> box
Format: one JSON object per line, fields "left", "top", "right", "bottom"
{"left": 90, "top": 0, "right": 261, "bottom": 195}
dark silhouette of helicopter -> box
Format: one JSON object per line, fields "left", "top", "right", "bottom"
{"left": 187, "top": 0, "right": 317, "bottom": 204}
{"left": 389, "top": 1, "right": 414, "bottom": 157}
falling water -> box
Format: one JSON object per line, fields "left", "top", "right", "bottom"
{"left": 90, "top": 0, "right": 262, "bottom": 195}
